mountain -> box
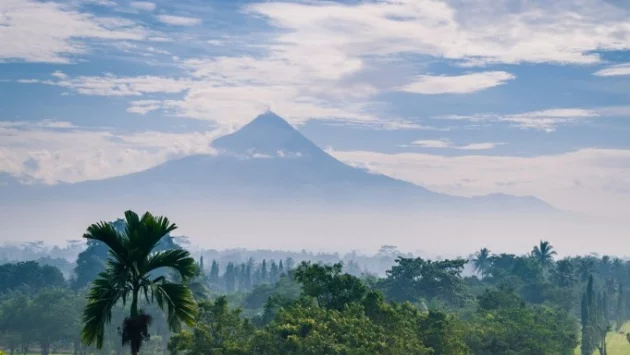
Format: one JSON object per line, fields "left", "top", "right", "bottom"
{"left": 1, "top": 111, "right": 556, "bottom": 214}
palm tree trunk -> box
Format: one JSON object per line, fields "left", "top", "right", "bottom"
{"left": 130, "top": 288, "right": 140, "bottom": 355}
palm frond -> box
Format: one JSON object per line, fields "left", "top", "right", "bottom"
{"left": 81, "top": 272, "right": 128, "bottom": 348}
{"left": 125, "top": 211, "right": 178, "bottom": 262}
{"left": 83, "top": 222, "right": 127, "bottom": 262}
{"left": 143, "top": 249, "right": 197, "bottom": 281}
{"left": 139, "top": 213, "right": 178, "bottom": 256}
{"left": 153, "top": 282, "right": 197, "bottom": 331}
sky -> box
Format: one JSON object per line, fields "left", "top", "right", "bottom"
{"left": 1, "top": 0, "right": 630, "bottom": 219}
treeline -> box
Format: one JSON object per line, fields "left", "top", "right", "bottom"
{"left": 0, "top": 213, "right": 629, "bottom": 354}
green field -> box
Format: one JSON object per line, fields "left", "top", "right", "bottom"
{"left": 574, "top": 323, "right": 630, "bottom": 355}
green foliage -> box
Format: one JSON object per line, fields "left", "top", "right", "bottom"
{"left": 293, "top": 262, "right": 366, "bottom": 311}
{"left": 466, "top": 289, "right": 578, "bottom": 355}
{"left": 168, "top": 296, "right": 253, "bottom": 355}
{"left": 0, "top": 261, "right": 66, "bottom": 294}
{"left": 252, "top": 302, "right": 431, "bottom": 355}
{"left": 379, "top": 257, "right": 469, "bottom": 307}
{"left": 80, "top": 210, "right": 198, "bottom": 355}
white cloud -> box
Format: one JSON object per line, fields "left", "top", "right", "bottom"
{"left": 21, "top": 73, "right": 192, "bottom": 96}
{"left": 437, "top": 108, "right": 600, "bottom": 132}
{"left": 594, "top": 63, "right": 630, "bottom": 77}
{"left": 247, "top": 0, "right": 630, "bottom": 67}
{"left": 130, "top": 1, "right": 156, "bottom": 11}
{"left": 0, "top": 121, "right": 219, "bottom": 184}
{"left": 458, "top": 142, "right": 505, "bottom": 151}
{"left": 157, "top": 15, "right": 202, "bottom": 26}
{"left": 0, "top": 0, "right": 148, "bottom": 63}
{"left": 409, "top": 139, "right": 504, "bottom": 150}
{"left": 398, "top": 71, "right": 515, "bottom": 94}
{"left": 127, "top": 100, "right": 163, "bottom": 114}
{"left": 51, "top": 71, "right": 68, "bottom": 79}
{"left": 412, "top": 139, "right": 452, "bottom": 148}
{"left": 147, "top": 36, "right": 173, "bottom": 42}
{"left": 329, "top": 148, "right": 630, "bottom": 218}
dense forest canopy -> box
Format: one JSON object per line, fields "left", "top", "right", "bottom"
{"left": 0, "top": 212, "right": 628, "bottom": 355}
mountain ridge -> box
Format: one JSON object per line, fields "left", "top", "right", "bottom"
{"left": 1, "top": 111, "right": 556, "bottom": 214}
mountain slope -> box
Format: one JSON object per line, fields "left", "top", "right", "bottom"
{"left": 1, "top": 111, "right": 556, "bottom": 214}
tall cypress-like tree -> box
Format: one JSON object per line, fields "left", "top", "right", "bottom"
{"left": 270, "top": 260, "right": 279, "bottom": 284}
{"left": 261, "top": 259, "right": 268, "bottom": 283}
{"left": 582, "top": 275, "right": 596, "bottom": 355}
{"left": 582, "top": 292, "right": 593, "bottom": 355}
{"left": 209, "top": 260, "right": 220, "bottom": 285}
{"left": 224, "top": 263, "right": 236, "bottom": 293}
{"left": 616, "top": 284, "right": 626, "bottom": 331}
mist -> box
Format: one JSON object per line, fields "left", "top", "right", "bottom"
{"left": 3, "top": 199, "right": 628, "bottom": 259}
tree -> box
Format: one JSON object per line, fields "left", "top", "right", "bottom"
{"left": 553, "top": 259, "right": 577, "bottom": 288}
{"left": 30, "top": 288, "right": 79, "bottom": 355}
{"left": 467, "top": 288, "right": 577, "bottom": 355}
{"left": 472, "top": 248, "right": 492, "bottom": 278}
{"left": 293, "top": 262, "right": 366, "bottom": 311}
{"left": 531, "top": 240, "right": 557, "bottom": 269}
{"left": 168, "top": 296, "right": 253, "bottom": 355}
{"left": 72, "top": 239, "right": 109, "bottom": 290}
{"left": 0, "top": 261, "right": 65, "bottom": 294}
{"left": 577, "top": 257, "right": 597, "bottom": 282}
{"left": 80, "top": 210, "right": 198, "bottom": 355}
{"left": 617, "top": 283, "right": 626, "bottom": 331}
{"left": 209, "top": 260, "right": 220, "bottom": 285}
{"left": 380, "top": 257, "right": 469, "bottom": 306}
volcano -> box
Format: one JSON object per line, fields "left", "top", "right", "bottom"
{"left": 0, "top": 111, "right": 555, "bottom": 214}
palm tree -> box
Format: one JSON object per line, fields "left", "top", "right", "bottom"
{"left": 577, "top": 257, "right": 596, "bottom": 282}
{"left": 81, "top": 210, "right": 198, "bottom": 355}
{"left": 553, "top": 259, "right": 577, "bottom": 287}
{"left": 531, "top": 240, "right": 557, "bottom": 269}
{"left": 472, "top": 248, "right": 492, "bottom": 278}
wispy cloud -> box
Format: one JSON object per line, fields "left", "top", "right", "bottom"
{"left": 411, "top": 140, "right": 452, "bottom": 148}
{"left": 130, "top": 1, "right": 156, "bottom": 11}
{"left": 593, "top": 63, "right": 630, "bottom": 77}
{"left": 248, "top": 0, "right": 630, "bottom": 66}
{"left": 0, "top": 121, "right": 219, "bottom": 184}
{"left": 409, "top": 139, "right": 504, "bottom": 150}
{"left": 329, "top": 148, "right": 630, "bottom": 218}
{"left": 0, "top": 0, "right": 148, "bottom": 63}
{"left": 398, "top": 72, "right": 515, "bottom": 94}
{"left": 19, "top": 72, "right": 191, "bottom": 96}
{"left": 436, "top": 108, "right": 600, "bottom": 132}
{"left": 157, "top": 15, "right": 202, "bottom": 26}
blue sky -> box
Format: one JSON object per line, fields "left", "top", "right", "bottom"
{"left": 1, "top": 0, "right": 630, "bottom": 218}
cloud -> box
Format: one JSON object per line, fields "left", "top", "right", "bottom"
{"left": 411, "top": 140, "right": 452, "bottom": 148}
{"left": 157, "top": 15, "right": 202, "bottom": 26}
{"left": 247, "top": 0, "right": 630, "bottom": 66}
{"left": 398, "top": 71, "right": 515, "bottom": 94}
{"left": 329, "top": 148, "right": 630, "bottom": 218}
{"left": 409, "top": 139, "right": 504, "bottom": 150}
{"left": 18, "top": 63, "right": 412, "bottom": 130}
{"left": 458, "top": 142, "right": 505, "bottom": 150}
{"left": 437, "top": 108, "right": 600, "bottom": 132}
{"left": 21, "top": 72, "right": 191, "bottom": 96}
{"left": 130, "top": 1, "right": 156, "bottom": 11}
{"left": 127, "top": 100, "right": 163, "bottom": 114}
{"left": 0, "top": 120, "right": 219, "bottom": 184}
{"left": 594, "top": 63, "right": 630, "bottom": 77}
{"left": 0, "top": 0, "right": 148, "bottom": 63}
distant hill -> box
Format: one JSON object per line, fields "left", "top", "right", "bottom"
{"left": 0, "top": 111, "right": 556, "bottom": 214}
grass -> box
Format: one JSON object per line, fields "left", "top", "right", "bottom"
{"left": 574, "top": 323, "right": 630, "bottom": 355}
